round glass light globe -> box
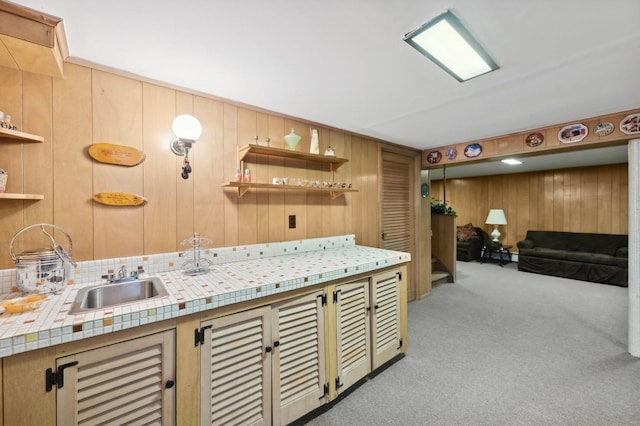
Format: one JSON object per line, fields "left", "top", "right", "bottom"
{"left": 172, "top": 114, "right": 202, "bottom": 141}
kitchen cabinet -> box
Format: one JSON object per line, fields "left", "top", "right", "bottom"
{"left": 2, "top": 323, "right": 176, "bottom": 426}
{"left": 370, "top": 269, "right": 403, "bottom": 369}
{"left": 1, "top": 265, "right": 407, "bottom": 426}
{"left": 55, "top": 330, "right": 176, "bottom": 425}
{"left": 0, "top": 126, "right": 45, "bottom": 200}
{"left": 221, "top": 144, "right": 358, "bottom": 199}
{"left": 333, "top": 268, "right": 403, "bottom": 395}
{"left": 199, "top": 290, "right": 326, "bottom": 425}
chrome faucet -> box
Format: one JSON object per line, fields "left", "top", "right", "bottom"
{"left": 102, "top": 266, "right": 145, "bottom": 283}
{"left": 117, "top": 265, "right": 127, "bottom": 280}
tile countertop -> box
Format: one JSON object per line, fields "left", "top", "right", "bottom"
{"left": 0, "top": 243, "right": 410, "bottom": 358}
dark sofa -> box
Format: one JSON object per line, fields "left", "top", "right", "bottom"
{"left": 517, "top": 230, "right": 628, "bottom": 287}
{"left": 457, "top": 225, "right": 487, "bottom": 261}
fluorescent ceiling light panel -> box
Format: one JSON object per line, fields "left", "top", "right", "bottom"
{"left": 501, "top": 159, "right": 522, "bottom": 165}
{"left": 404, "top": 10, "right": 498, "bottom": 82}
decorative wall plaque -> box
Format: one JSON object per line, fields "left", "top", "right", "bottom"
{"left": 525, "top": 132, "right": 544, "bottom": 147}
{"left": 92, "top": 192, "right": 147, "bottom": 206}
{"left": 426, "top": 150, "right": 442, "bottom": 164}
{"left": 620, "top": 114, "right": 640, "bottom": 135}
{"left": 89, "top": 143, "right": 146, "bottom": 166}
{"left": 558, "top": 124, "right": 588, "bottom": 143}
{"left": 464, "top": 143, "right": 482, "bottom": 158}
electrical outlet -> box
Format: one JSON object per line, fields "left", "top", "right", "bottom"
{"left": 288, "top": 215, "right": 296, "bottom": 229}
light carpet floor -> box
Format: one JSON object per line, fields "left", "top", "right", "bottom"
{"left": 303, "top": 261, "right": 640, "bottom": 425}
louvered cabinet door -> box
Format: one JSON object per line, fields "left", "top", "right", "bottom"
{"left": 335, "top": 279, "right": 371, "bottom": 394}
{"left": 371, "top": 270, "right": 402, "bottom": 369}
{"left": 201, "top": 307, "right": 271, "bottom": 426}
{"left": 272, "top": 291, "right": 326, "bottom": 426}
{"left": 56, "top": 330, "right": 176, "bottom": 426}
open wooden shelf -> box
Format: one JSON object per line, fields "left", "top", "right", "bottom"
{"left": 0, "top": 127, "right": 44, "bottom": 143}
{"left": 221, "top": 182, "right": 357, "bottom": 199}
{"left": 238, "top": 144, "right": 348, "bottom": 169}
{"left": 227, "top": 145, "right": 356, "bottom": 199}
{"left": 0, "top": 193, "right": 44, "bottom": 200}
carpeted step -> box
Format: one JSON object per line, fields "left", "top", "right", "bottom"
{"left": 432, "top": 270, "right": 450, "bottom": 285}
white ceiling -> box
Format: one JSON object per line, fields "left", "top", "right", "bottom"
{"left": 11, "top": 0, "right": 640, "bottom": 152}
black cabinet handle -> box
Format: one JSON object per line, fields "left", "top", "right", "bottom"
{"left": 45, "top": 361, "right": 79, "bottom": 391}
{"left": 165, "top": 380, "right": 175, "bottom": 389}
{"left": 265, "top": 346, "right": 272, "bottom": 353}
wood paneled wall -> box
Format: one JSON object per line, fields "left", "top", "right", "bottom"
{"left": 430, "top": 163, "right": 629, "bottom": 249}
{"left": 0, "top": 63, "right": 384, "bottom": 269}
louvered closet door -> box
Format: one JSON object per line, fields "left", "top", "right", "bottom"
{"left": 272, "top": 291, "right": 326, "bottom": 426}
{"left": 201, "top": 307, "right": 271, "bottom": 426}
{"left": 335, "top": 279, "right": 371, "bottom": 394}
{"left": 381, "top": 154, "right": 411, "bottom": 253}
{"left": 371, "top": 270, "right": 402, "bottom": 370}
{"left": 56, "top": 330, "right": 176, "bottom": 426}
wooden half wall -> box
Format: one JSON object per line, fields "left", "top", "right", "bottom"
{"left": 430, "top": 163, "right": 629, "bottom": 250}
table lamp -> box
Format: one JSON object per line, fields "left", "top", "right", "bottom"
{"left": 485, "top": 209, "right": 507, "bottom": 243}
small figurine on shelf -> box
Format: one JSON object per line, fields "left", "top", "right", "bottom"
{"left": 324, "top": 146, "right": 335, "bottom": 156}
{"left": 0, "top": 112, "right": 17, "bottom": 130}
{"left": 234, "top": 167, "right": 242, "bottom": 182}
{"left": 244, "top": 168, "right": 251, "bottom": 183}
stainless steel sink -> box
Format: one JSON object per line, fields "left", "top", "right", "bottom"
{"left": 68, "top": 277, "right": 168, "bottom": 314}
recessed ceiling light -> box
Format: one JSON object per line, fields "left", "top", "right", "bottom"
{"left": 501, "top": 159, "right": 522, "bottom": 165}
{"left": 403, "top": 10, "right": 499, "bottom": 82}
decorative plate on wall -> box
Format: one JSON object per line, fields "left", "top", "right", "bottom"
{"left": 445, "top": 147, "right": 458, "bottom": 160}
{"left": 593, "top": 122, "right": 614, "bottom": 137}
{"left": 464, "top": 143, "right": 482, "bottom": 158}
{"left": 426, "top": 150, "right": 442, "bottom": 164}
{"left": 525, "top": 132, "right": 544, "bottom": 147}
{"left": 558, "top": 124, "right": 588, "bottom": 143}
{"left": 620, "top": 113, "right": 640, "bottom": 135}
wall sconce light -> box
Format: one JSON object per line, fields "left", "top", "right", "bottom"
{"left": 170, "top": 114, "right": 202, "bottom": 179}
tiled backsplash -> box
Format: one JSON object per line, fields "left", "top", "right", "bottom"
{"left": 0, "top": 234, "right": 357, "bottom": 296}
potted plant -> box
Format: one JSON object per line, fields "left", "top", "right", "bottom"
{"left": 430, "top": 198, "right": 456, "bottom": 215}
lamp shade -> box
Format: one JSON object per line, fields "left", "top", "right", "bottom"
{"left": 172, "top": 114, "right": 202, "bottom": 141}
{"left": 485, "top": 209, "right": 507, "bottom": 225}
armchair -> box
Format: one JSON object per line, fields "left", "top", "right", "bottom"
{"left": 456, "top": 225, "right": 487, "bottom": 262}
